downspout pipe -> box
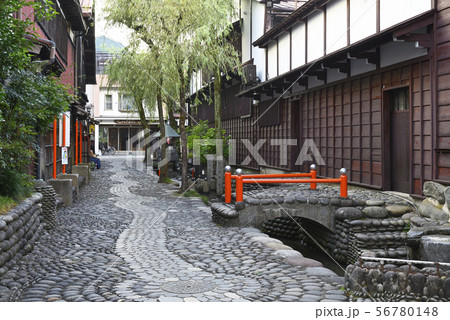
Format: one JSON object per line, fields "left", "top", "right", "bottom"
{"left": 24, "top": 34, "right": 56, "bottom": 64}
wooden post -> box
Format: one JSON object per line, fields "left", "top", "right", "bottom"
{"left": 75, "top": 120, "right": 78, "bottom": 165}
{"left": 53, "top": 117, "right": 57, "bottom": 179}
{"left": 62, "top": 115, "right": 66, "bottom": 174}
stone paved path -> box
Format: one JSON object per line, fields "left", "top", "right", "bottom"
{"left": 0, "top": 156, "right": 347, "bottom": 302}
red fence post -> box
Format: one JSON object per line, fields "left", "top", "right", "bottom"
{"left": 75, "top": 120, "right": 78, "bottom": 165}
{"left": 235, "top": 169, "right": 243, "bottom": 203}
{"left": 310, "top": 164, "right": 317, "bottom": 190}
{"left": 79, "top": 122, "right": 82, "bottom": 164}
{"left": 62, "top": 114, "right": 66, "bottom": 174}
{"left": 53, "top": 117, "right": 57, "bottom": 179}
{"left": 340, "top": 168, "right": 348, "bottom": 198}
{"left": 224, "top": 166, "right": 232, "bottom": 203}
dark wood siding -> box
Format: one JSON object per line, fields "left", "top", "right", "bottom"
{"left": 436, "top": 1, "right": 450, "bottom": 182}
{"left": 297, "top": 58, "right": 432, "bottom": 194}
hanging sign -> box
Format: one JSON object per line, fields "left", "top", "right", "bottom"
{"left": 62, "top": 147, "right": 68, "bottom": 165}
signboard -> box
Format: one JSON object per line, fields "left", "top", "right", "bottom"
{"left": 62, "top": 147, "right": 68, "bottom": 165}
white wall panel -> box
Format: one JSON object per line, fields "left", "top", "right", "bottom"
{"left": 241, "top": 0, "right": 252, "bottom": 62}
{"left": 350, "top": 0, "right": 376, "bottom": 44}
{"left": 252, "top": 1, "right": 266, "bottom": 81}
{"left": 326, "top": 0, "right": 347, "bottom": 54}
{"left": 380, "top": 0, "right": 431, "bottom": 30}
{"left": 267, "top": 42, "right": 278, "bottom": 79}
{"left": 350, "top": 58, "right": 376, "bottom": 76}
{"left": 278, "top": 32, "right": 290, "bottom": 75}
{"left": 307, "top": 11, "right": 324, "bottom": 62}
{"left": 308, "top": 76, "right": 324, "bottom": 89}
{"left": 327, "top": 68, "right": 347, "bottom": 83}
{"left": 291, "top": 23, "right": 306, "bottom": 68}
{"left": 380, "top": 42, "right": 428, "bottom": 68}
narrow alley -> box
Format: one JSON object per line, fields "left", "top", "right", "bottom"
{"left": 0, "top": 157, "right": 346, "bottom": 302}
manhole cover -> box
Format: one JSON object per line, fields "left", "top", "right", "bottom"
{"left": 161, "top": 280, "right": 216, "bottom": 294}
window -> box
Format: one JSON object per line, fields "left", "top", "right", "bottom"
{"left": 390, "top": 87, "right": 409, "bottom": 111}
{"left": 119, "top": 94, "right": 134, "bottom": 111}
{"left": 105, "top": 95, "right": 112, "bottom": 110}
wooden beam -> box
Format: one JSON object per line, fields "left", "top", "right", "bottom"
{"left": 395, "top": 33, "right": 433, "bottom": 48}
{"left": 347, "top": 51, "right": 378, "bottom": 65}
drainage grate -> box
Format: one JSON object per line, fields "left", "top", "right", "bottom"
{"left": 161, "top": 280, "right": 216, "bottom": 294}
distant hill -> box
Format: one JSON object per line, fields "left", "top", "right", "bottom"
{"left": 96, "top": 35, "right": 124, "bottom": 53}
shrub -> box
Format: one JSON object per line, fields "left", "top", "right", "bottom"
{"left": 186, "top": 120, "right": 229, "bottom": 164}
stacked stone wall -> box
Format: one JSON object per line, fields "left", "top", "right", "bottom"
{"left": 34, "top": 184, "right": 59, "bottom": 229}
{"left": 0, "top": 194, "right": 43, "bottom": 276}
{"left": 345, "top": 261, "right": 450, "bottom": 301}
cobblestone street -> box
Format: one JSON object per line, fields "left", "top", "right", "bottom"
{"left": 0, "top": 157, "right": 347, "bottom": 302}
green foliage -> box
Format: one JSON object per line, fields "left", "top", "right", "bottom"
{"left": 0, "top": 1, "right": 71, "bottom": 199}
{"left": 180, "top": 189, "right": 210, "bottom": 205}
{"left": 186, "top": 120, "right": 229, "bottom": 164}
{"left": 0, "top": 170, "right": 32, "bottom": 201}
{"left": 0, "top": 70, "right": 71, "bottom": 175}
{"left": 0, "top": 196, "right": 16, "bottom": 215}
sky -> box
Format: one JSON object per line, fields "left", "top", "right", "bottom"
{"left": 94, "top": 0, "right": 131, "bottom": 46}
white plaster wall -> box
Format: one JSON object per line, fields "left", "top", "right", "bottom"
{"left": 326, "top": 0, "right": 347, "bottom": 54}
{"left": 380, "top": 0, "right": 431, "bottom": 30}
{"left": 267, "top": 41, "right": 278, "bottom": 79}
{"left": 350, "top": 58, "right": 376, "bottom": 76}
{"left": 279, "top": 32, "right": 290, "bottom": 75}
{"left": 307, "top": 11, "right": 324, "bottom": 62}
{"left": 252, "top": 0, "right": 266, "bottom": 81}
{"left": 350, "top": 0, "right": 377, "bottom": 44}
{"left": 380, "top": 41, "right": 428, "bottom": 68}
{"left": 292, "top": 22, "right": 306, "bottom": 68}
{"left": 327, "top": 68, "right": 347, "bottom": 83}
{"left": 241, "top": 0, "right": 252, "bottom": 63}
{"left": 308, "top": 76, "right": 324, "bottom": 89}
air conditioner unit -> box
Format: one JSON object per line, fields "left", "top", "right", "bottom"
{"left": 243, "top": 64, "right": 257, "bottom": 85}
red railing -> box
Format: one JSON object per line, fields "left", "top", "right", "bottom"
{"left": 224, "top": 165, "right": 348, "bottom": 203}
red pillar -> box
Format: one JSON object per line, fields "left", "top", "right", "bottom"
{"left": 310, "top": 168, "right": 317, "bottom": 190}
{"left": 75, "top": 120, "right": 78, "bottom": 165}
{"left": 62, "top": 115, "right": 66, "bottom": 174}
{"left": 79, "top": 121, "right": 82, "bottom": 164}
{"left": 225, "top": 171, "right": 232, "bottom": 203}
{"left": 53, "top": 117, "right": 57, "bottom": 179}
{"left": 235, "top": 175, "right": 243, "bottom": 202}
{"left": 340, "top": 171, "right": 348, "bottom": 198}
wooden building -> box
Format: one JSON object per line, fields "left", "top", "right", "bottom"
{"left": 23, "top": 0, "right": 96, "bottom": 180}
{"left": 193, "top": 0, "right": 450, "bottom": 196}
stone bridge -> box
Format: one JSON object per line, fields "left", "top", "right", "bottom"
{"left": 211, "top": 185, "right": 415, "bottom": 265}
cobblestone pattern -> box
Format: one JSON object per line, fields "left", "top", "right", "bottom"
{"left": 114, "top": 159, "right": 347, "bottom": 302}
{"left": 0, "top": 161, "right": 136, "bottom": 302}
{"left": 0, "top": 157, "right": 348, "bottom": 302}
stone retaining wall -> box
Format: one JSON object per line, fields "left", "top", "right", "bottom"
{"left": 34, "top": 183, "right": 59, "bottom": 229}
{"left": 213, "top": 186, "right": 415, "bottom": 265}
{"left": 345, "top": 261, "right": 450, "bottom": 301}
{"left": 0, "top": 193, "right": 43, "bottom": 276}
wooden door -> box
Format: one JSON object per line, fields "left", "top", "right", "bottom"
{"left": 388, "top": 88, "right": 411, "bottom": 193}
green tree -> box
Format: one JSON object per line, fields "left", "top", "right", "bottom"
{"left": 0, "top": 1, "right": 71, "bottom": 200}
{"left": 105, "top": 0, "right": 241, "bottom": 191}
{"left": 106, "top": 47, "right": 157, "bottom": 163}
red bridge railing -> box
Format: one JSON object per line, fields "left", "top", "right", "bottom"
{"left": 224, "top": 165, "right": 348, "bottom": 203}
